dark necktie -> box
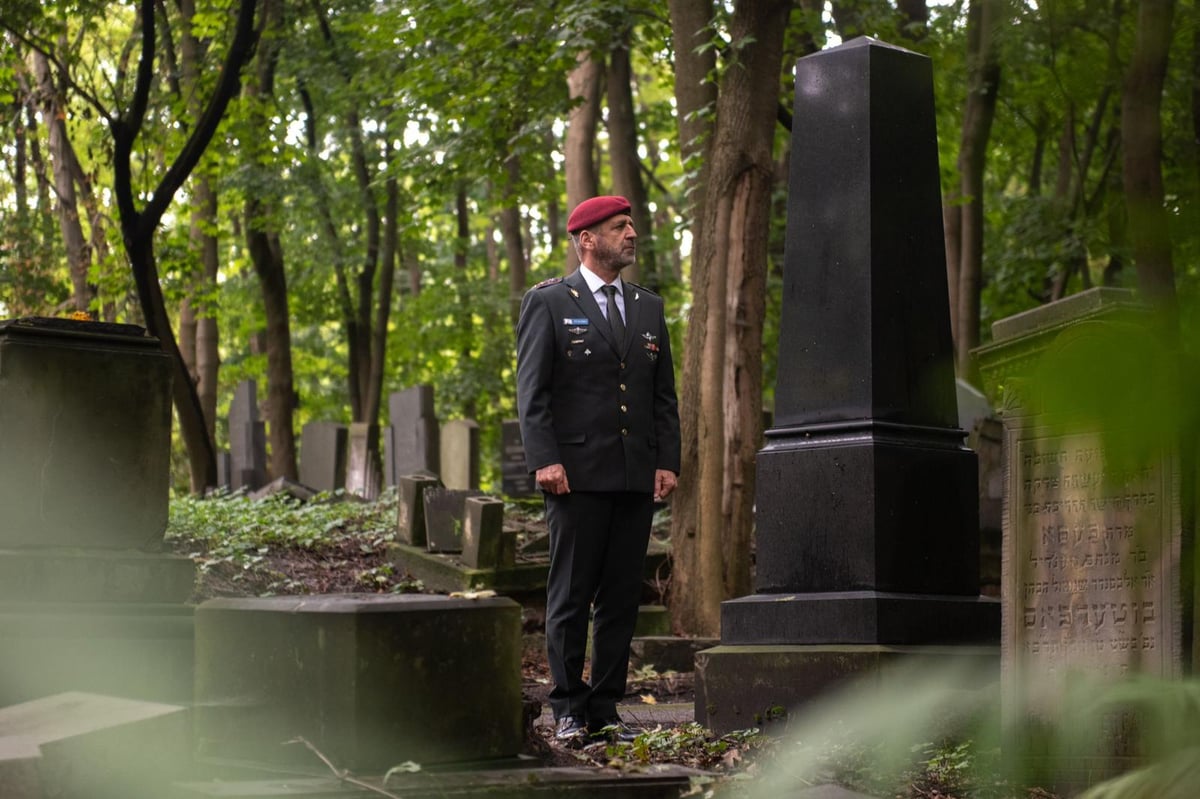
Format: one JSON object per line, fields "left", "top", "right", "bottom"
{"left": 602, "top": 284, "right": 624, "bottom": 348}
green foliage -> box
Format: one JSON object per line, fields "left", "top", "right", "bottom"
{"left": 166, "top": 488, "right": 423, "bottom": 595}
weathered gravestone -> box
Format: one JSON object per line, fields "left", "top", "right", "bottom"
{"left": 694, "top": 38, "right": 999, "bottom": 735}
{"left": 0, "top": 318, "right": 194, "bottom": 706}
{"left": 423, "top": 487, "right": 486, "bottom": 553}
{"left": 193, "top": 594, "right": 524, "bottom": 772}
{"left": 384, "top": 385, "right": 439, "bottom": 485}
{"left": 298, "top": 421, "right": 347, "bottom": 493}
{"left": 396, "top": 474, "right": 441, "bottom": 547}
{"left": 461, "top": 496, "right": 513, "bottom": 569}
{"left": 440, "top": 418, "right": 480, "bottom": 490}
{"left": 344, "top": 422, "right": 381, "bottom": 499}
{"left": 0, "top": 692, "right": 189, "bottom": 799}
{"left": 975, "top": 287, "right": 1187, "bottom": 787}
{"left": 500, "top": 420, "right": 535, "bottom": 497}
{"left": 228, "top": 379, "right": 268, "bottom": 492}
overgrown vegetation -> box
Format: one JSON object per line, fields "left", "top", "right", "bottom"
{"left": 166, "top": 488, "right": 423, "bottom": 600}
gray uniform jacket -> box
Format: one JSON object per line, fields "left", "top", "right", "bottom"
{"left": 516, "top": 269, "right": 681, "bottom": 493}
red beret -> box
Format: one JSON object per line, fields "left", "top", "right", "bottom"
{"left": 567, "top": 195, "right": 632, "bottom": 233}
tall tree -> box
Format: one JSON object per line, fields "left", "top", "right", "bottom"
{"left": 668, "top": 0, "right": 792, "bottom": 636}
{"left": 1122, "top": 0, "right": 1177, "bottom": 318}
{"left": 242, "top": 0, "right": 298, "bottom": 479}
{"left": 110, "top": 0, "right": 258, "bottom": 492}
{"left": 172, "top": 0, "right": 223, "bottom": 444}
{"left": 564, "top": 49, "right": 603, "bottom": 273}
{"left": 607, "top": 32, "right": 656, "bottom": 287}
{"left": 947, "top": 0, "right": 1002, "bottom": 378}
{"left": 30, "top": 48, "right": 93, "bottom": 312}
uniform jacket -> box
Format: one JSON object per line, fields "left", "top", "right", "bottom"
{"left": 516, "top": 269, "right": 681, "bottom": 493}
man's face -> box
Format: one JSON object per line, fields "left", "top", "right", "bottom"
{"left": 586, "top": 214, "right": 637, "bottom": 271}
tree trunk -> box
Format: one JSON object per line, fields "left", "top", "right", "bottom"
{"left": 32, "top": 50, "right": 92, "bottom": 312}
{"left": 176, "top": 0, "right": 221, "bottom": 441}
{"left": 668, "top": 0, "right": 790, "bottom": 636}
{"left": 242, "top": 0, "right": 297, "bottom": 480}
{"left": 607, "top": 35, "right": 654, "bottom": 287}
{"left": 564, "top": 50, "right": 602, "bottom": 272}
{"left": 953, "top": 0, "right": 1002, "bottom": 379}
{"left": 668, "top": 0, "right": 718, "bottom": 230}
{"left": 501, "top": 152, "right": 527, "bottom": 323}
{"left": 111, "top": 0, "right": 257, "bottom": 493}
{"left": 1122, "top": 0, "right": 1177, "bottom": 316}
{"left": 365, "top": 170, "right": 398, "bottom": 426}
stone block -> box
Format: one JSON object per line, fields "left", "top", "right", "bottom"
{"left": 423, "top": 487, "right": 484, "bottom": 553}
{"left": 439, "top": 419, "right": 480, "bottom": 490}
{"left": 344, "top": 423, "right": 381, "bottom": 499}
{"left": 0, "top": 318, "right": 171, "bottom": 550}
{"left": 0, "top": 602, "right": 195, "bottom": 706}
{"left": 228, "top": 380, "right": 267, "bottom": 492}
{"left": 0, "top": 692, "right": 189, "bottom": 799}
{"left": 461, "top": 496, "right": 510, "bottom": 569}
{"left": 633, "top": 604, "right": 671, "bottom": 637}
{"left": 194, "top": 594, "right": 524, "bottom": 772}
{"left": 385, "top": 386, "right": 439, "bottom": 484}
{"left": 298, "top": 421, "right": 347, "bottom": 493}
{"left": 0, "top": 549, "right": 194, "bottom": 604}
{"left": 629, "top": 637, "right": 718, "bottom": 673}
{"left": 500, "top": 420, "right": 535, "bottom": 497}
{"left": 396, "top": 475, "right": 440, "bottom": 547}
{"left": 694, "top": 644, "right": 998, "bottom": 736}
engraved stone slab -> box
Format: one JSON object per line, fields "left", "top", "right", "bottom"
{"left": 461, "top": 496, "right": 512, "bottom": 569}
{"left": 1008, "top": 428, "right": 1178, "bottom": 703}
{"left": 500, "top": 420, "right": 535, "bottom": 497}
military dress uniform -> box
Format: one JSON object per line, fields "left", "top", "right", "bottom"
{"left": 516, "top": 267, "right": 680, "bottom": 727}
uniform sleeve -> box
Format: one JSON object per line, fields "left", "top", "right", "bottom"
{"left": 515, "top": 289, "right": 561, "bottom": 473}
{"left": 652, "top": 303, "right": 681, "bottom": 474}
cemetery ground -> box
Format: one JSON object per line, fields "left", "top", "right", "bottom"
{"left": 165, "top": 489, "right": 1080, "bottom": 799}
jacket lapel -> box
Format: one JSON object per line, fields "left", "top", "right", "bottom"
{"left": 620, "top": 282, "right": 643, "bottom": 358}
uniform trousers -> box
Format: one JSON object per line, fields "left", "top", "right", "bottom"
{"left": 543, "top": 489, "right": 654, "bottom": 721}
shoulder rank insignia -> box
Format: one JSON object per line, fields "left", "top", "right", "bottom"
{"left": 532, "top": 276, "right": 564, "bottom": 289}
{"left": 624, "top": 280, "right": 660, "bottom": 298}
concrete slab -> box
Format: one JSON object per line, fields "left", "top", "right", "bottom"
{"left": 0, "top": 691, "right": 190, "bottom": 799}
{"left": 171, "top": 764, "right": 705, "bottom": 798}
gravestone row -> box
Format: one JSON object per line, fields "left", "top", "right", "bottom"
{"left": 216, "top": 383, "right": 537, "bottom": 500}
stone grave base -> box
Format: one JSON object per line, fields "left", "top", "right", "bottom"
{"left": 694, "top": 644, "right": 999, "bottom": 735}
{"left": 170, "top": 764, "right": 705, "bottom": 798}
{"left": 385, "top": 541, "right": 670, "bottom": 596}
{"left": 0, "top": 549, "right": 195, "bottom": 603}
{"left": 0, "top": 692, "right": 192, "bottom": 799}
{"left": 721, "top": 591, "right": 999, "bottom": 646}
{"left": 630, "top": 636, "right": 719, "bottom": 673}
{"left": 0, "top": 602, "right": 195, "bottom": 706}
{"left": 194, "top": 594, "right": 524, "bottom": 773}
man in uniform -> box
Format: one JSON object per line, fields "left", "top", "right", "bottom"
{"left": 516, "top": 195, "right": 681, "bottom": 744}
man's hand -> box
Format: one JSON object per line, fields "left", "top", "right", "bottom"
{"left": 536, "top": 463, "right": 570, "bottom": 495}
{"left": 653, "top": 469, "right": 677, "bottom": 501}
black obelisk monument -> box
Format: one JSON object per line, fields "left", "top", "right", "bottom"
{"left": 695, "top": 37, "right": 999, "bottom": 734}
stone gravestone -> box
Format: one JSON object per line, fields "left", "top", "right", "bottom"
{"left": 343, "top": 423, "right": 381, "bottom": 500}
{"left": 694, "top": 38, "right": 999, "bottom": 735}
{"left": 298, "top": 421, "right": 348, "bottom": 493}
{"left": 194, "top": 595, "right": 523, "bottom": 773}
{"left": 228, "top": 379, "right": 268, "bottom": 491}
{"left": 396, "top": 474, "right": 441, "bottom": 547}
{"left": 461, "top": 496, "right": 514, "bottom": 569}
{"left": 384, "top": 386, "right": 439, "bottom": 485}
{"left": 500, "top": 420, "right": 535, "bottom": 497}
{"left": 976, "top": 287, "right": 1185, "bottom": 787}
{"left": 423, "top": 487, "right": 485, "bottom": 553}
{"left": 440, "top": 418, "right": 480, "bottom": 490}
{"left": 0, "top": 318, "right": 194, "bottom": 706}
